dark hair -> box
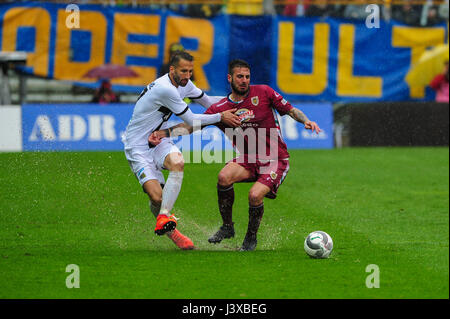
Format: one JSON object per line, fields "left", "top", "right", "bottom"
{"left": 169, "top": 51, "right": 194, "bottom": 67}
{"left": 228, "top": 59, "right": 251, "bottom": 75}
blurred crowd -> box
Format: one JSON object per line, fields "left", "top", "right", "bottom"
{"left": 7, "top": 0, "right": 443, "bottom": 26}
{"left": 273, "top": 0, "right": 449, "bottom": 26}
{"left": 3, "top": 0, "right": 447, "bottom": 26}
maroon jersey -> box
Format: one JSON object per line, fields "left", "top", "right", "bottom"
{"left": 204, "top": 85, "right": 293, "bottom": 160}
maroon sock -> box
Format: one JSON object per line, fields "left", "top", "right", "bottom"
{"left": 247, "top": 204, "right": 264, "bottom": 236}
{"left": 217, "top": 184, "right": 234, "bottom": 225}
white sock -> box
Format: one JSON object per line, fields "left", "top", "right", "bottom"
{"left": 159, "top": 171, "right": 183, "bottom": 216}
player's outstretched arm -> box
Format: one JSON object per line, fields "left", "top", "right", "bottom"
{"left": 193, "top": 93, "right": 224, "bottom": 109}
{"left": 178, "top": 108, "right": 240, "bottom": 128}
{"left": 288, "top": 107, "right": 321, "bottom": 134}
{"left": 148, "top": 109, "right": 240, "bottom": 146}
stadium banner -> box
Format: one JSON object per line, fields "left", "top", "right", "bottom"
{"left": 0, "top": 2, "right": 230, "bottom": 95}
{"left": 20, "top": 103, "right": 333, "bottom": 152}
{"left": 271, "top": 16, "right": 448, "bottom": 102}
{"left": 1, "top": 2, "right": 447, "bottom": 101}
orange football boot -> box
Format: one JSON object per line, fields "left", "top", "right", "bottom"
{"left": 154, "top": 214, "right": 177, "bottom": 236}
{"left": 167, "top": 229, "right": 195, "bottom": 250}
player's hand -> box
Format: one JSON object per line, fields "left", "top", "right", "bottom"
{"left": 220, "top": 108, "right": 241, "bottom": 127}
{"left": 148, "top": 131, "right": 165, "bottom": 147}
{"left": 304, "top": 121, "right": 321, "bottom": 134}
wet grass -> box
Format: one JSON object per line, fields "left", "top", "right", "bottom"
{"left": 0, "top": 147, "right": 448, "bottom": 299}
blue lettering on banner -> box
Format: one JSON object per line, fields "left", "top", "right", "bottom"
{"left": 22, "top": 104, "right": 133, "bottom": 151}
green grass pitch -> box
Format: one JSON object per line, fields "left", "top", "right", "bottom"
{"left": 0, "top": 147, "right": 448, "bottom": 299}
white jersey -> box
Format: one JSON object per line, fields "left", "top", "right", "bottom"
{"left": 122, "top": 74, "right": 207, "bottom": 148}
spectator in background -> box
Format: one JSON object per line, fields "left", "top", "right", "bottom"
{"left": 227, "top": 0, "right": 264, "bottom": 16}
{"left": 430, "top": 60, "right": 449, "bottom": 103}
{"left": 279, "top": 0, "right": 302, "bottom": 16}
{"left": 305, "top": 0, "right": 343, "bottom": 18}
{"left": 391, "top": 0, "right": 422, "bottom": 25}
{"left": 158, "top": 43, "right": 186, "bottom": 78}
{"left": 92, "top": 79, "right": 120, "bottom": 104}
{"left": 305, "top": 1, "right": 332, "bottom": 17}
{"left": 343, "top": 0, "right": 374, "bottom": 20}
{"left": 264, "top": 0, "right": 277, "bottom": 15}
{"left": 420, "top": 0, "right": 445, "bottom": 26}
{"left": 184, "top": 3, "right": 223, "bottom": 18}
{"left": 438, "top": 0, "right": 449, "bottom": 21}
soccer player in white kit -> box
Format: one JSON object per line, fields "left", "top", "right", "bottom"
{"left": 122, "top": 51, "right": 241, "bottom": 250}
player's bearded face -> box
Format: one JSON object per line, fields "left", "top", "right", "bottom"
{"left": 171, "top": 59, "right": 193, "bottom": 87}
{"left": 230, "top": 68, "right": 250, "bottom": 96}
{"left": 172, "top": 71, "right": 188, "bottom": 87}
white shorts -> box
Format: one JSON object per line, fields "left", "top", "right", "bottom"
{"left": 124, "top": 138, "right": 181, "bottom": 186}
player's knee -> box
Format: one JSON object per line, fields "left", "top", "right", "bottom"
{"left": 167, "top": 154, "right": 184, "bottom": 172}
{"left": 168, "top": 162, "right": 184, "bottom": 172}
{"left": 248, "top": 190, "right": 264, "bottom": 206}
{"left": 218, "top": 171, "right": 232, "bottom": 187}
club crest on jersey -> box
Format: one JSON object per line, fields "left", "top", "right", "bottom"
{"left": 270, "top": 171, "right": 277, "bottom": 180}
{"left": 236, "top": 108, "right": 255, "bottom": 123}
{"left": 251, "top": 96, "right": 259, "bottom": 106}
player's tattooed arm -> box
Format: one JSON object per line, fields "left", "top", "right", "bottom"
{"left": 288, "top": 107, "right": 322, "bottom": 134}
{"left": 288, "top": 107, "right": 309, "bottom": 124}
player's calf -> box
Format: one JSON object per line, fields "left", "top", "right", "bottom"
{"left": 240, "top": 204, "right": 264, "bottom": 251}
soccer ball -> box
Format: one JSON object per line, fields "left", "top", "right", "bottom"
{"left": 304, "top": 231, "right": 333, "bottom": 259}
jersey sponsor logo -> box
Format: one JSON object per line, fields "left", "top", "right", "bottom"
{"left": 251, "top": 96, "right": 259, "bottom": 106}
{"left": 236, "top": 108, "right": 255, "bottom": 123}
{"left": 281, "top": 98, "right": 287, "bottom": 105}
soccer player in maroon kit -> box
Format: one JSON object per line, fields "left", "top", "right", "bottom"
{"left": 149, "top": 59, "right": 321, "bottom": 251}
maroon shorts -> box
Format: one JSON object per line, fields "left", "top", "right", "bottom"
{"left": 232, "top": 155, "right": 290, "bottom": 199}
